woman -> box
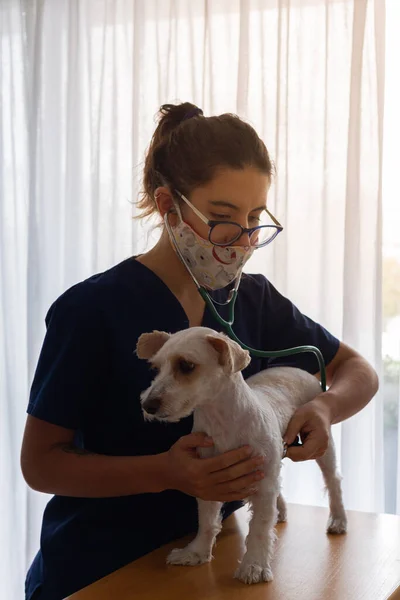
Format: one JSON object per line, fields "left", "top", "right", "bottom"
{"left": 22, "top": 102, "right": 378, "bottom": 600}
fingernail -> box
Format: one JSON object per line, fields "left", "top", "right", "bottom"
{"left": 255, "top": 472, "right": 264, "bottom": 480}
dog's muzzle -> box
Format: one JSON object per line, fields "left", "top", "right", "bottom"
{"left": 142, "top": 397, "right": 162, "bottom": 415}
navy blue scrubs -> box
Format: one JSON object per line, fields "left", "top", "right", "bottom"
{"left": 25, "top": 257, "right": 339, "bottom": 599}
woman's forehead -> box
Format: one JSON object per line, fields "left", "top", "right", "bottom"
{"left": 190, "top": 167, "right": 270, "bottom": 210}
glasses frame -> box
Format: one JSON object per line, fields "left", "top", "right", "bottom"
{"left": 175, "top": 190, "right": 283, "bottom": 248}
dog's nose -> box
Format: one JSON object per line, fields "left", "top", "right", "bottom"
{"left": 142, "top": 397, "right": 162, "bottom": 415}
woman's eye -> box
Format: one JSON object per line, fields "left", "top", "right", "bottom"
{"left": 211, "top": 213, "right": 231, "bottom": 220}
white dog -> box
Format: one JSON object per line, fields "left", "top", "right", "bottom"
{"left": 136, "top": 327, "right": 347, "bottom": 584}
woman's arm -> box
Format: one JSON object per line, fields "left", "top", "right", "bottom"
{"left": 283, "top": 342, "right": 379, "bottom": 461}
{"left": 21, "top": 415, "right": 168, "bottom": 497}
{"left": 314, "top": 341, "right": 379, "bottom": 424}
{"left": 21, "top": 415, "right": 265, "bottom": 500}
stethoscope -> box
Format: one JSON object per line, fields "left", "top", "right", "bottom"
{"left": 164, "top": 212, "right": 327, "bottom": 395}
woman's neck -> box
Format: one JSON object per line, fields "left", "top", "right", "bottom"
{"left": 136, "top": 229, "right": 205, "bottom": 323}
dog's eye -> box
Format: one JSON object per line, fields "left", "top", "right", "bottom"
{"left": 178, "top": 359, "right": 196, "bottom": 375}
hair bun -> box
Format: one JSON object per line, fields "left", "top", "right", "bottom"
{"left": 182, "top": 106, "right": 203, "bottom": 121}
{"left": 158, "top": 102, "right": 203, "bottom": 136}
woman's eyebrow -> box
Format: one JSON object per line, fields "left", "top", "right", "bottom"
{"left": 209, "top": 200, "right": 266, "bottom": 212}
{"left": 209, "top": 200, "right": 239, "bottom": 211}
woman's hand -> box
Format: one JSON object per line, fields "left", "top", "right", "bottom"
{"left": 162, "top": 432, "right": 265, "bottom": 502}
{"left": 283, "top": 398, "right": 332, "bottom": 461}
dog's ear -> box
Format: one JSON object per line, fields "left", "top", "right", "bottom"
{"left": 136, "top": 331, "right": 170, "bottom": 360}
{"left": 206, "top": 335, "right": 251, "bottom": 374}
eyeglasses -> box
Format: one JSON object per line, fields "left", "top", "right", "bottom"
{"left": 175, "top": 190, "right": 283, "bottom": 248}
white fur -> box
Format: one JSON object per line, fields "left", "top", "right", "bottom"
{"left": 137, "top": 327, "right": 347, "bottom": 584}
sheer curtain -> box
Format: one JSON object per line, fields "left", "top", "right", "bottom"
{"left": 0, "top": 0, "right": 390, "bottom": 597}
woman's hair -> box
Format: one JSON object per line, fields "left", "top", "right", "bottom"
{"left": 138, "top": 102, "right": 273, "bottom": 218}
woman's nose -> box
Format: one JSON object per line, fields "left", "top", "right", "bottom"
{"left": 236, "top": 230, "right": 252, "bottom": 247}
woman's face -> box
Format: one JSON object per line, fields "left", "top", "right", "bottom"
{"left": 178, "top": 167, "right": 270, "bottom": 247}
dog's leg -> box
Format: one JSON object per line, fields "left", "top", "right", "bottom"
{"left": 276, "top": 492, "right": 287, "bottom": 523}
{"left": 316, "top": 434, "right": 347, "bottom": 534}
{"left": 167, "top": 499, "right": 223, "bottom": 566}
{"left": 235, "top": 489, "right": 277, "bottom": 584}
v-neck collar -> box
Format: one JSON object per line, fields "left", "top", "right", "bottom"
{"left": 127, "top": 257, "right": 231, "bottom": 332}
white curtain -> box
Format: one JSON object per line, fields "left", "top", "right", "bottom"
{"left": 0, "top": 0, "right": 394, "bottom": 597}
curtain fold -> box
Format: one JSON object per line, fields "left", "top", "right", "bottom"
{"left": 339, "top": 0, "right": 384, "bottom": 513}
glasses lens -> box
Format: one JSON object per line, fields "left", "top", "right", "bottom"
{"left": 250, "top": 226, "right": 278, "bottom": 247}
{"left": 209, "top": 222, "right": 243, "bottom": 246}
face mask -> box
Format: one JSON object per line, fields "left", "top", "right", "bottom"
{"left": 168, "top": 213, "right": 255, "bottom": 291}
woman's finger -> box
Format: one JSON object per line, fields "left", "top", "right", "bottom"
{"left": 203, "top": 445, "right": 253, "bottom": 473}
{"left": 209, "top": 455, "right": 264, "bottom": 484}
{"left": 214, "top": 469, "right": 265, "bottom": 495}
{"left": 286, "top": 437, "right": 320, "bottom": 462}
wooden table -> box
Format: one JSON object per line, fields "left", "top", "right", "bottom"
{"left": 67, "top": 503, "right": 400, "bottom": 600}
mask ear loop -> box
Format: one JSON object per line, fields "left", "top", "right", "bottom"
{"left": 172, "top": 199, "right": 183, "bottom": 220}
{"left": 164, "top": 210, "right": 203, "bottom": 291}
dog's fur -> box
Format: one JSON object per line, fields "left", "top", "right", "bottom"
{"left": 137, "top": 327, "right": 347, "bottom": 585}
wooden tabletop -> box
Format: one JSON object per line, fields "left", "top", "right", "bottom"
{"left": 67, "top": 503, "right": 400, "bottom": 600}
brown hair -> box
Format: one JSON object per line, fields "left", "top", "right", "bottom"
{"left": 138, "top": 101, "right": 273, "bottom": 219}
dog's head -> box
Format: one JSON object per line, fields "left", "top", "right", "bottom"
{"left": 136, "top": 327, "right": 251, "bottom": 422}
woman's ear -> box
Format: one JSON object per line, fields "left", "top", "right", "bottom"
{"left": 154, "top": 187, "right": 175, "bottom": 217}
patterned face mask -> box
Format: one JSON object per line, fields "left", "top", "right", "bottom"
{"left": 168, "top": 211, "right": 255, "bottom": 291}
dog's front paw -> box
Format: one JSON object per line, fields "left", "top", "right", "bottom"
{"left": 167, "top": 545, "right": 212, "bottom": 566}
{"left": 235, "top": 562, "right": 273, "bottom": 584}
{"left": 327, "top": 514, "right": 347, "bottom": 535}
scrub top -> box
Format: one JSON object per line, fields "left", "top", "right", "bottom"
{"left": 25, "top": 257, "right": 340, "bottom": 600}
